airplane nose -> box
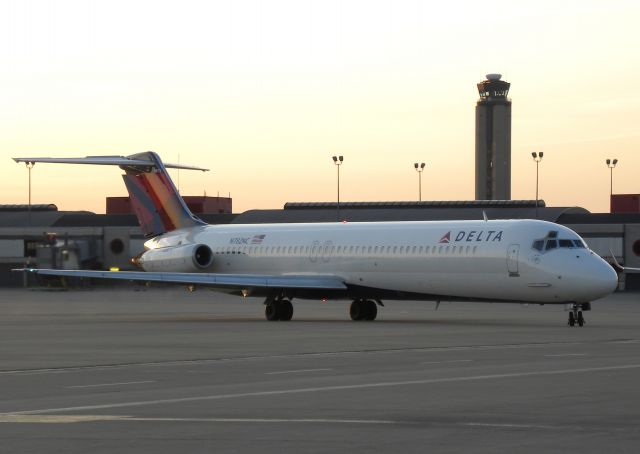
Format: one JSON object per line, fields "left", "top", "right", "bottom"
{"left": 586, "top": 260, "right": 618, "bottom": 299}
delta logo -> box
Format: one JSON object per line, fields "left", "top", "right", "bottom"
{"left": 439, "top": 230, "right": 503, "bottom": 243}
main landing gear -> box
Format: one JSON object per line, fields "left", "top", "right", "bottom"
{"left": 263, "top": 296, "right": 382, "bottom": 321}
{"left": 567, "top": 302, "right": 591, "bottom": 327}
{"left": 265, "top": 296, "right": 294, "bottom": 321}
{"left": 350, "top": 299, "right": 379, "bottom": 321}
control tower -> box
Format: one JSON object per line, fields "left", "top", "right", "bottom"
{"left": 475, "top": 74, "right": 511, "bottom": 200}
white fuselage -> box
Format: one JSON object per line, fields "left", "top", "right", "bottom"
{"left": 142, "top": 219, "right": 618, "bottom": 304}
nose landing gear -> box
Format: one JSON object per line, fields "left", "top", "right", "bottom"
{"left": 567, "top": 302, "right": 590, "bottom": 327}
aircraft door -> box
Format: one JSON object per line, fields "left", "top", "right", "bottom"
{"left": 321, "top": 241, "right": 333, "bottom": 263}
{"left": 507, "top": 244, "right": 519, "bottom": 277}
{"left": 309, "top": 241, "right": 320, "bottom": 263}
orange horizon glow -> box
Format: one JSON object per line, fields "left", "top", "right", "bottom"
{"left": 1, "top": 1, "right": 639, "bottom": 215}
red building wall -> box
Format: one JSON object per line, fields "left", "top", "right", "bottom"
{"left": 611, "top": 194, "right": 640, "bottom": 214}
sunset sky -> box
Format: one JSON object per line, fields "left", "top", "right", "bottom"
{"left": 1, "top": 0, "right": 639, "bottom": 214}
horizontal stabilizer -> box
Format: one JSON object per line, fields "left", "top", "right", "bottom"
{"left": 13, "top": 156, "right": 209, "bottom": 172}
{"left": 14, "top": 269, "right": 347, "bottom": 290}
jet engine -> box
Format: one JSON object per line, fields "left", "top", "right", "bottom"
{"left": 135, "top": 244, "right": 213, "bottom": 272}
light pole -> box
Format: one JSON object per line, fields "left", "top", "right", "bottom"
{"left": 332, "top": 155, "right": 343, "bottom": 221}
{"left": 606, "top": 158, "right": 618, "bottom": 212}
{"left": 414, "top": 162, "right": 426, "bottom": 201}
{"left": 531, "top": 152, "right": 543, "bottom": 219}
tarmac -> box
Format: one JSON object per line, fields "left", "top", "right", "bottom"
{"left": 0, "top": 287, "right": 639, "bottom": 453}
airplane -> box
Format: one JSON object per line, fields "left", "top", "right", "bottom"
{"left": 13, "top": 151, "right": 618, "bottom": 326}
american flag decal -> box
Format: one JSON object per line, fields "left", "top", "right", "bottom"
{"left": 251, "top": 234, "right": 266, "bottom": 244}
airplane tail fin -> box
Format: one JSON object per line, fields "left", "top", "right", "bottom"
{"left": 14, "top": 151, "right": 208, "bottom": 237}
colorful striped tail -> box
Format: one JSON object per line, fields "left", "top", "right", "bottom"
{"left": 120, "top": 152, "right": 207, "bottom": 236}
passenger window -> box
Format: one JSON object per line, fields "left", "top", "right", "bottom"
{"left": 532, "top": 240, "right": 544, "bottom": 251}
{"left": 545, "top": 240, "right": 558, "bottom": 250}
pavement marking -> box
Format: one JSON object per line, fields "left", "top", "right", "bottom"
{"left": 420, "top": 360, "right": 473, "bottom": 365}
{"left": 462, "top": 422, "right": 557, "bottom": 430}
{"left": 544, "top": 354, "right": 588, "bottom": 358}
{"left": 0, "top": 415, "right": 599, "bottom": 431}
{"left": 127, "top": 417, "right": 400, "bottom": 425}
{"left": 265, "top": 368, "right": 332, "bottom": 375}
{"left": 4, "top": 363, "right": 640, "bottom": 416}
{"left": 0, "top": 340, "right": 593, "bottom": 376}
{"left": 0, "top": 415, "right": 124, "bottom": 424}
{"left": 0, "top": 414, "right": 401, "bottom": 425}
{"left": 67, "top": 380, "right": 156, "bottom": 389}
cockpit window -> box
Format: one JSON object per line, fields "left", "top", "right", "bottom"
{"left": 532, "top": 232, "right": 588, "bottom": 253}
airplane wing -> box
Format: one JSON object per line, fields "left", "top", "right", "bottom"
{"left": 14, "top": 268, "right": 347, "bottom": 290}
{"left": 609, "top": 251, "right": 640, "bottom": 272}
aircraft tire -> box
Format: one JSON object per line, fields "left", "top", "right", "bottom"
{"left": 364, "top": 300, "right": 377, "bottom": 321}
{"left": 568, "top": 311, "right": 575, "bottom": 327}
{"left": 577, "top": 311, "right": 584, "bottom": 327}
{"left": 265, "top": 303, "right": 280, "bottom": 321}
{"left": 280, "top": 300, "right": 294, "bottom": 321}
{"left": 350, "top": 300, "right": 365, "bottom": 321}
